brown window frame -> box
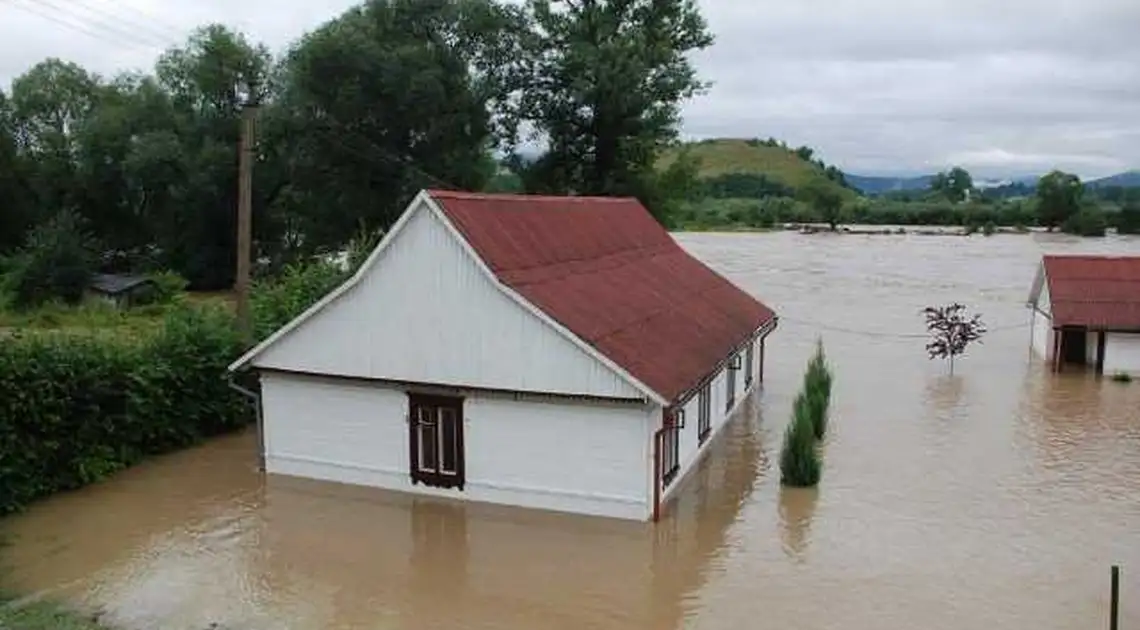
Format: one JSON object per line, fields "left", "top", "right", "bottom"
{"left": 725, "top": 354, "right": 738, "bottom": 413}
{"left": 408, "top": 392, "right": 465, "bottom": 490}
{"left": 744, "top": 341, "right": 755, "bottom": 389}
{"left": 661, "top": 416, "right": 681, "bottom": 487}
{"left": 697, "top": 383, "right": 712, "bottom": 444}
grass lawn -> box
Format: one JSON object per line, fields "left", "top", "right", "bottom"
{"left": 0, "top": 292, "right": 234, "bottom": 339}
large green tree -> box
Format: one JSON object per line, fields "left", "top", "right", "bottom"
{"left": 5, "top": 0, "right": 721, "bottom": 288}
{"left": 514, "top": 0, "right": 714, "bottom": 222}
{"left": 799, "top": 177, "right": 845, "bottom": 230}
{"left": 1036, "top": 170, "right": 1083, "bottom": 230}
{"left": 269, "top": 0, "right": 526, "bottom": 255}
{"left": 8, "top": 59, "right": 99, "bottom": 222}
{"left": 930, "top": 166, "right": 973, "bottom": 203}
{"left": 0, "top": 90, "right": 34, "bottom": 252}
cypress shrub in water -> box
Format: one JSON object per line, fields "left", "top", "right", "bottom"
{"left": 802, "top": 340, "right": 834, "bottom": 439}
{"left": 799, "top": 386, "right": 829, "bottom": 440}
{"left": 780, "top": 401, "right": 821, "bottom": 487}
{"left": 779, "top": 340, "right": 835, "bottom": 487}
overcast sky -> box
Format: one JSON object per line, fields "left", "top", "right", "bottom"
{"left": 1, "top": 0, "right": 1137, "bottom": 179}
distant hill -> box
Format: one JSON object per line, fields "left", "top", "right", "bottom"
{"left": 657, "top": 138, "right": 854, "bottom": 198}
{"left": 844, "top": 174, "right": 935, "bottom": 195}
{"left": 848, "top": 170, "right": 1140, "bottom": 195}
{"left": 1086, "top": 171, "right": 1140, "bottom": 188}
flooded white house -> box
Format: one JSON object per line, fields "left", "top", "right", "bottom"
{"left": 228, "top": 189, "right": 778, "bottom": 521}
{"left": 1027, "top": 254, "right": 1140, "bottom": 375}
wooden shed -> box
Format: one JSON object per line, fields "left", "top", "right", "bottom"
{"left": 1027, "top": 254, "right": 1140, "bottom": 375}
{"left": 87, "top": 273, "right": 157, "bottom": 309}
{"left": 228, "top": 190, "right": 778, "bottom": 521}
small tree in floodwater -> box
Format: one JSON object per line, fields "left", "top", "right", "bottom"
{"left": 923, "top": 303, "right": 986, "bottom": 374}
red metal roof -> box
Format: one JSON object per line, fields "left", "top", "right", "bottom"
{"left": 1042, "top": 254, "right": 1140, "bottom": 330}
{"left": 428, "top": 190, "right": 777, "bottom": 402}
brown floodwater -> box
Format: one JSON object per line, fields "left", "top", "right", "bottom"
{"left": 3, "top": 229, "right": 1140, "bottom": 630}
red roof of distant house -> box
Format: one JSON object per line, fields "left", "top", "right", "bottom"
{"left": 1041, "top": 254, "right": 1140, "bottom": 330}
{"left": 428, "top": 190, "right": 777, "bottom": 402}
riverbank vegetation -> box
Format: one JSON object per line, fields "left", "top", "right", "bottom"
{"left": 0, "top": 598, "right": 107, "bottom": 630}
{"left": 780, "top": 341, "right": 834, "bottom": 487}
{"left": 667, "top": 151, "right": 1140, "bottom": 235}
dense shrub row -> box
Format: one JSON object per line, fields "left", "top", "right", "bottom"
{"left": 0, "top": 304, "right": 251, "bottom": 514}
{"left": 0, "top": 256, "right": 353, "bottom": 516}
{"left": 780, "top": 341, "right": 834, "bottom": 487}
{"left": 250, "top": 259, "right": 349, "bottom": 341}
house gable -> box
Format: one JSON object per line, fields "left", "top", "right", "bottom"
{"left": 1028, "top": 263, "right": 1051, "bottom": 316}
{"left": 231, "top": 194, "right": 655, "bottom": 402}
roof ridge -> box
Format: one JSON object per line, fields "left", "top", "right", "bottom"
{"left": 1044, "top": 253, "right": 1140, "bottom": 260}
{"left": 428, "top": 189, "right": 640, "bottom": 205}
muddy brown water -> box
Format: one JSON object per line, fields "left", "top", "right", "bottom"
{"left": 4, "top": 230, "right": 1140, "bottom": 630}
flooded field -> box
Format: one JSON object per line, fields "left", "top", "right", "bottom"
{"left": 3, "top": 230, "right": 1140, "bottom": 630}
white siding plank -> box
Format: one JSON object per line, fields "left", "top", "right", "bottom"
{"left": 1104, "top": 333, "right": 1140, "bottom": 375}
{"left": 1030, "top": 309, "right": 1053, "bottom": 360}
{"left": 1037, "top": 282, "right": 1052, "bottom": 316}
{"left": 255, "top": 202, "right": 644, "bottom": 400}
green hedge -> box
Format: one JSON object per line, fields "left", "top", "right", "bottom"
{"left": 0, "top": 303, "right": 251, "bottom": 515}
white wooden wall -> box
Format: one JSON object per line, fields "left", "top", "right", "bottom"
{"left": 260, "top": 372, "right": 655, "bottom": 520}
{"left": 1104, "top": 333, "right": 1140, "bottom": 375}
{"left": 1029, "top": 282, "right": 1053, "bottom": 361}
{"left": 254, "top": 200, "right": 645, "bottom": 401}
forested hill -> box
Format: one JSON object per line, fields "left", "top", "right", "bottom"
{"left": 656, "top": 138, "right": 855, "bottom": 200}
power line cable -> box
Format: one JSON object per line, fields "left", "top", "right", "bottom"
{"left": 777, "top": 315, "right": 1027, "bottom": 340}
{"left": 29, "top": 0, "right": 171, "bottom": 48}
{"left": 4, "top": 0, "right": 158, "bottom": 51}
{"left": 75, "top": 0, "right": 188, "bottom": 41}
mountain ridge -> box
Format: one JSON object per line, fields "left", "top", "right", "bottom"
{"left": 845, "top": 170, "right": 1139, "bottom": 194}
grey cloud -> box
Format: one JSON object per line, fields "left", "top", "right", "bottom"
{"left": 685, "top": 0, "right": 1140, "bottom": 177}
{"left": 1, "top": 0, "right": 1137, "bottom": 178}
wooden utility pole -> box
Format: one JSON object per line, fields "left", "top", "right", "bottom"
{"left": 1110, "top": 565, "right": 1120, "bottom": 630}
{"left": 235, "top": 100, "right": 257, "bottom": 345}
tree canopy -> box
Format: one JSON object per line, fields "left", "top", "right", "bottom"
{"left": 930, "top": 167, "right": 974, "bottom": 203}
{"left": 1036, "top": 170, "right": 1084, "bottom": 230}
{"left": 1, "top": 0, "right": 713, "bottom": 292}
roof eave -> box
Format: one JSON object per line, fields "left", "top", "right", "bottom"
{"left": 667, "top": 314, "right": 778, "bottom": 409}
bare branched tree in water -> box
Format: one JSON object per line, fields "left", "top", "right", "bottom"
{"left": 923, "top": 303, "right": 986, "bottom": 374}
